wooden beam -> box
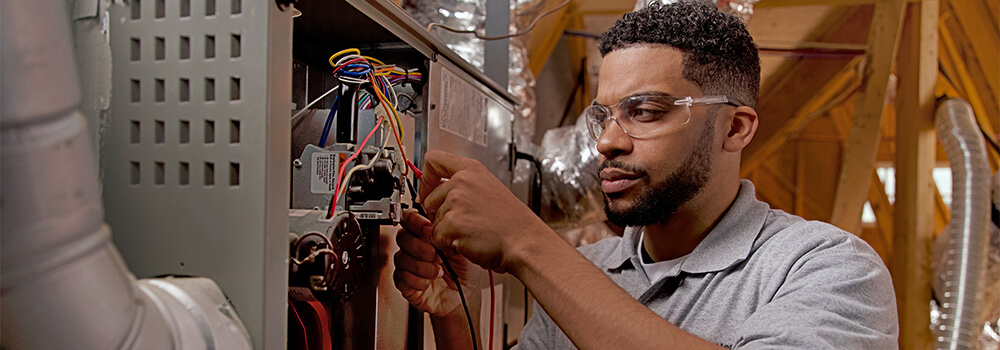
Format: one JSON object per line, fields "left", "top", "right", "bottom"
{"left": 527, "top": 2, "right": 575, "bottom": 76}
{"left": 933, "top": 180, "right": 950, "bottom": 234}
{"left": 749, "top": 6, "right": 870, "bottom": 172}
{"left": 890, "top": 2, "right": 937, "bottom": 349}
{"left": 868, "top": 170, "right": 894, "bottom": 260}
{"left": 740, "top": 57, "right": 863, "bottom": 177}
{"left": 939, "top": 18, "right": 1000, "bottom": 168}
{"left": 757, "top": 0, "right": 920, "bottom": 8}
{"left": 830, "top": 0, "right": 907, "bottom": 234}
{"left": 947, "top": 0, "right": 1000, "bottom": 106}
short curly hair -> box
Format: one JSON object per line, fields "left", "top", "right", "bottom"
{"left": 599, "top": 1, "right": 760, "bottom": 109}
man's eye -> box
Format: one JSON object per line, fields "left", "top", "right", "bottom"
{"left": 631, "top": 108, "right": 668, "bottom": 122}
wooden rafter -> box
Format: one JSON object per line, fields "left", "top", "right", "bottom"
{"left": 939, "top": 19, "right": 1000, "bottom": 169}
{"left": 947, "top": 0, "right": 1000, "bottom": 105}
{"left": 748, "top": 6, "right": 870, "bottom": 170}
{"left": 868, "top": 170, "right": 894, "bottom": 259}
{"left": 829, "top": 97, "right": 894, "bottom": 261}
{"left": 757, "top": 0, "right": 920, "bottom": 8}
{"left": 740, "top": 56, "right": 863, "bottom": 178}
{"left": 891, "top": 2, "right": 938, "bottom": 349}
{"left": 526, "top": 1, "right": 576, "bottom": 76}
{"left": 830, "top": 0, "right": 907, "bottom": 234}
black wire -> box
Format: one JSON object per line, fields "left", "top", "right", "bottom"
{"left": 514, "top": 151, "right": 542, "bottom": 216}
{"left": 405, "top": 177, "right": 479, "bottom": 350}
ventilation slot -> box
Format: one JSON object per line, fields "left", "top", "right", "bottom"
{"left": 155, "top": 120, "right": 165, "bottom": 144}
{"left": 205, "top": 78, "right": 215, "bottom": 101}
{"left": 204, "top": 162, "right": 215, "bottom": 186}
{"left": 179, "top": 162, "right": 190, "bottom": 185}
{"left": 205, "top": 35, "right": 216, "bottom": 59}
{"left": 230, "top": 162, "right": 240, "bottom": 186}
{"left": 155, "top": 37, "right": 165, "bottom": 61}
{"left": 155, "top": 0, "right": 164, "bottom": 18}
{"left": 155, "top": 79, "right": 165, "bottom": 103}
{"left": 131, "top": 38, "right": 141, "bottom": 61}
{"left": 131, "top": 162, "right": 141, "bottom": 185}
{"left": 231, "top": 34, "right": 241, "bottom": 58}
{"left": 131, "top": 0, "right": 141, "bottom": 20}
{"left": 205, "top": 120, "right": 215, "bottom": 144}
{"left": 180, "top": 0, "right": 190, "bottom": 17}
{"left": 230, "top": 77, "right": 240, "bottom": 101}
{"left": 155, "top": 162, "right": 165, "bottom": 185}
{"left": 231, "top": 0, "right": 241, "bottom": 14}
{"left": 180, "top": 78, "right": 190, "bottom": 102}
{"left": 180, "top": 36, "right": 190, "bottom": 60}
{"left": 131, "top": 79, "right": 141, "bottom": 103}
{"left": 180, "top": 120, "right": 190, "bottom": 144}
{"left": 131, "top": 120, "right": 141, "bottom": 144}
{"left": 230, "top": 119, "right": 240, "bottom": 144}
{"left": 206, "top": 0, "right": 216, "bottom": 16}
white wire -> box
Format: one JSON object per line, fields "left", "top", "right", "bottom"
{"left": 336, "top": 122, "right": 390, "bottom": 200}
{"left": 291, "top": 85, "right": 341, "bottom": 120}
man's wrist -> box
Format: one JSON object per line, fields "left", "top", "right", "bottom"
{"left": 503, "top": 223, "right": 555, "bottom": 279}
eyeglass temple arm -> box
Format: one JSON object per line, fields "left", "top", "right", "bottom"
{"left": 674, "top": 95, "right": 743, "bottom": 107}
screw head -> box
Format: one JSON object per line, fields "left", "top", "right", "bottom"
{"left": 293, "top": 159, "right": 303, "bottom": 167}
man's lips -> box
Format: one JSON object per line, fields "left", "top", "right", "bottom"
{"left": 600, "top": 168, "right": 642, "bottom": 194}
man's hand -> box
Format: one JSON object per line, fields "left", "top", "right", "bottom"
{"left": 419, "top": 150, "right": 549, "bottom": 274}
{"left": 392, "top": 209, "right": 479, "bottom": 317}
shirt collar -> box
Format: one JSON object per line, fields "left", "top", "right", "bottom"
{"left": 601, "top": 180, "right": 770, "bottom": 274}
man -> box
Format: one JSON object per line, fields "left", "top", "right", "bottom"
{"left": 393, "top": 1, "right": 899, "bottom": 348}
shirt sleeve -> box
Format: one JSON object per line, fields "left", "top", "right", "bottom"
{"left": 512, "top": 302, "right": 553, "bottom": 350}
{"left": 733, "top": 234, "right": 899, "bottom": 349}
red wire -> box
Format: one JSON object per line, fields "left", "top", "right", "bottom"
{"left": 408, "top": 161, "right": 423, "bottom": 180}
{"left": 328, "top": 115, "right": 385, "bottom": 218}
{"left": 289, "top": 301, "right": 310, "bottom": 350}
{"left": 488, "top": 271, "right": 495, "bottom": 350}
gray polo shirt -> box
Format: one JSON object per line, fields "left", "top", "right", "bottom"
{"left": 516, "top": 180, "right": 898, "bottom": 349}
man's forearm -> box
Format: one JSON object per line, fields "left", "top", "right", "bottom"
{"left": 508, "top": 231, "right": 724, "bottom": 350}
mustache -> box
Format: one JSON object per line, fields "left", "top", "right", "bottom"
{"left": 599, "top": 159, "right": 646, "bottom": 175}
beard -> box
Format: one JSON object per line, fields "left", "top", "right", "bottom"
{"left": 602, "top": 122, "right": 714, "bottom": 227}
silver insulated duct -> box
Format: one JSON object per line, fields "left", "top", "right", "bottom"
{"left": 935, "top": 98, "right": 993, "bottom": 349}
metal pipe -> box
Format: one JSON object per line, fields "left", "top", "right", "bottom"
{"left": 1, "top": 0, "right": 250, "bottom": 348}
{"left": 935, "top": 98, "right": 992, "bottom": 349}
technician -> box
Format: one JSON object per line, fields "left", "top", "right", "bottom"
{"left": 393, "top": 1, "right": 899, "bottom": 348}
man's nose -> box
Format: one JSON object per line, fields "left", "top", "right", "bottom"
{"left": 596, "top": 116, "right": 633, "bottom": 157}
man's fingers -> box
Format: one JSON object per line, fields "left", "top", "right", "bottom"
{"left": 430, "top": 210, "right": 463, "bottom": 255}
{"left": 396, "top": 227, "right": 438, "bottom": 263}
{"left": 420, "top": 178, "right": 456, "bottom": 217}
{"left": 394, "top": 249, "right": 442, "bottom": 280}
{"left": 419, "top": 150, "right": 476, "bottom": 202}
{"left": 399, "top": 209, "right": 432, "bottom": 238}
{"left": 393, "top": 267, "right": 431, "bottom": 291}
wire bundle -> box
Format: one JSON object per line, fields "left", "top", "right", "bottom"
{"left": 322, "top": 49, "right": 425, "bottom": 218}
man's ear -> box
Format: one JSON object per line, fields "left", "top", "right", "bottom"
{"left": 723, "top": 106, "right": 758, "bottom": 152}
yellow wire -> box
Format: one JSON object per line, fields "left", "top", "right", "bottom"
{"left": 329, "top": 48, "right": 360, "bottom": 67}
{"left": 369, "top": 75, "right": 409, "bottom": 174}
{"left": 369, "top": 74, "right": 405, "bottom": 141}
{"left": 363, "top": 56, "right": 386, "bottom": 66}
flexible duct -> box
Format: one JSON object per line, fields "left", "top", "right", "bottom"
{"left": 1, "top": 0, "right": 251, "bottom": 348}
{"left": 934, "top": 98, "right": 992, "bottom": 349}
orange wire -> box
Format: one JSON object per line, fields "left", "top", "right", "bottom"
{"left": 368, "top": 72, "right": 411, "bottom": 176}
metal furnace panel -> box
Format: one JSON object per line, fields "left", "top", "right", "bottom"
{"left": 102, "top": 0, "right": 292, "bottom": 348}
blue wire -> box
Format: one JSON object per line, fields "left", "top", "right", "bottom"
{"left": 318, "top": 95, "right": 340, "bottom": 148}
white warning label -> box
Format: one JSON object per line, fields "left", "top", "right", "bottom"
{"left": 310, "top": 152, "right": 339, "bottom": 194}
{"left": 439, "top": 68, "right": 489, "bottom": 147}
